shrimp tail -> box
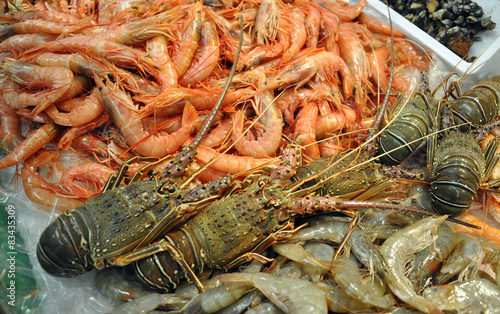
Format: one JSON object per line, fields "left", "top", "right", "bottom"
{"left": 181, "top": 101, "right": 198, "bottom": 130}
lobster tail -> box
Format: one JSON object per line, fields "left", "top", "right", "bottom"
{"left": 36, "top": 212, "right": 93, "bottom": 277}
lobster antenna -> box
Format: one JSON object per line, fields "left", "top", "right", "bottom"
{"left": 175, "top": 16, "right": 245, "bottom": 188}
{"left": 367, "top": 0, "right": 395, "bottom": 143}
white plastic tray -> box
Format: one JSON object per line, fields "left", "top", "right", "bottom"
{"left": 358, "top": 0, "right": 500, "bottom": 86}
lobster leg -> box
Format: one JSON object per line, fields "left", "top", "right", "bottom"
{"left": 223, "top": 221, "right": 302, "bottom": 269}
{"left": 331, "top": 211, "right": 359, "bottom": 263}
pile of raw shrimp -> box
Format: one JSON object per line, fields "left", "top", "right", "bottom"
{"left": 0, "top": 0, "right": 429, "bottom": 212}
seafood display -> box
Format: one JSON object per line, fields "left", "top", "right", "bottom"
{"left": 1, "top": 0, "right": 500, "bottom": 313}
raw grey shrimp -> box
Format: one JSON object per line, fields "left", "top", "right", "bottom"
{"left": 331, "top": 254, "right": 395, "bottom": 309}
{"left": 179, "top": 261, "right": 263, "bottom": 313}
{"left": 436, "top": 231, "right": 485, "bottom": 284}
{"left": 315, "top": 281, "right": 373, "bottom": 313}
{"left": 408, "top": 222, "right": 456, "bottom": 292}
{"left": 110, "top": 293, "right": 190, "bottom": 314}
{"left": 0, "top": 58, "right": 74, "bottom": 115}
{"left": 179, "top": 282, "right": 252, "bottom": 313}
{"left": 95, "top": 269, "right": 153, "bottom": 302}
{"left": 379, "top": 215, "right": 446, "bottom": 314}
{"left": 219, "top": 272, "right": 328, "bottom": 314}
{"left": 246, "top": 301, "right": 285, "bottom": 314}
{"left": 272, "top": 242, "right": 331, "bottom": 279}
{"left": 423, "top": 278, "right": 500, "bottom": 313}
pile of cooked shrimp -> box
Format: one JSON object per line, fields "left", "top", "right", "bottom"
{"left": 0, "top": 0, "right": 431, "bottom": 212}
{"left": 3, "top": 0, "right": 500, "bottom": 313}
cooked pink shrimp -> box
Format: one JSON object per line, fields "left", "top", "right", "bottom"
{"left": 393, "top": 38, "right": 430, "bottom": 71}
{"left": 337, "top": 22, "right": 371, "bottom": 112}
{"left": 58, "top": 113, "right": 109, "bottom": 150}
{"left": 1, "top": 58, "right": 74, "bottom": 115}
{"left": 179, "top": 18, "right": 220, "bottom": 85}
{"left": 29, "top": 38, "right": 156, "bottom": 73}
{"left": 357, "top": 13, "right": 405, "bottom": 38}
{"left": 312, "top": 0, "right": 367, "bottom": 22}
{"left": 0, "top": 122, "right": 61, "bottom": 169}
{"left": 315, "top": 105, "right": 357, "bottom": 139}
{"left": 200, "top": 117, "right": 233, "bottom": 148}
{"left": 0, "top": 10, "right": 80, "bottom": 23}
{"left": 138, "top": 87, "right": 254, "bottom": 118}
{"left": 0, "top": 33, "right": 56, "bottom": 54}
{"left": 20, "top": 153, "right": 85, "bottom": 212}
{"left": 292, "top": 102, "right": 320, "bottom": 160}
{"left": 232, "top": 89, "right": 283, "bottom": 157}
{"left": 186, "top": 160, "right": 229, "bottom": 183}
{"left": 276, "top": 87, "right": 314, "bottom": 125}
{"left": 368, "top": 46, "right": 413, "bottom": 94}
{"left": 97, "top": 78, "right": 197, "bottom": 157}
{"left": 0, "top": 19, "right": 91, "bottom": 40}
{"left": 0, "top": 100, "right": 20, "bottom": 153}
{"left": 195, "top": 144, "right": 274, "bottom": 174}
{"left": 304, "top": 3, "right": 321, "bottom": 48}
{"left": 59, "top": 162, "right": 117, "bottom": 198}
{"left": 319, "top": 9, "right": 341, "bottom": 54}
{"left": 282, "top": 7, "right": 307, "bottom": 63}
{"left": 34, "top": 52, "right": 160, "bottom": 95}
{"left": 45, "top": 88, "right": 103, "bottom": 127}
{"left": 267, "top": 50, "right": 353, "bottom": 97}
{"left": 171, "top": 2, "right": 205, "bottom": 77}
{"left": 453, "top": 211, "right": 500, "bottom": 246}
{"left": 206, "top": 9, "right": 253, "bottom": 64}
{"left": 146, "top": 35, "right": 178, "bottom": 91}
{"left": 34, "top": 51, "right": 111, "bottom": 77}
{"left": 253, "top": 0, "right": 282, "bottom": 45}
{"left": 319, "top": 137, "right": 344, "bottom": 157}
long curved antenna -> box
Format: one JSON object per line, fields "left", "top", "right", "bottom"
{"left": 162, "top": 16, "right": 244, "bottom": 180}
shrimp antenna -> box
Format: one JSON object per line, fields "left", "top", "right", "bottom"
{"left": 162, "top": 16, "right": 244, "bottom": 185}
{"left": 366, "top": 1, "right": 395, "bottom": 144}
